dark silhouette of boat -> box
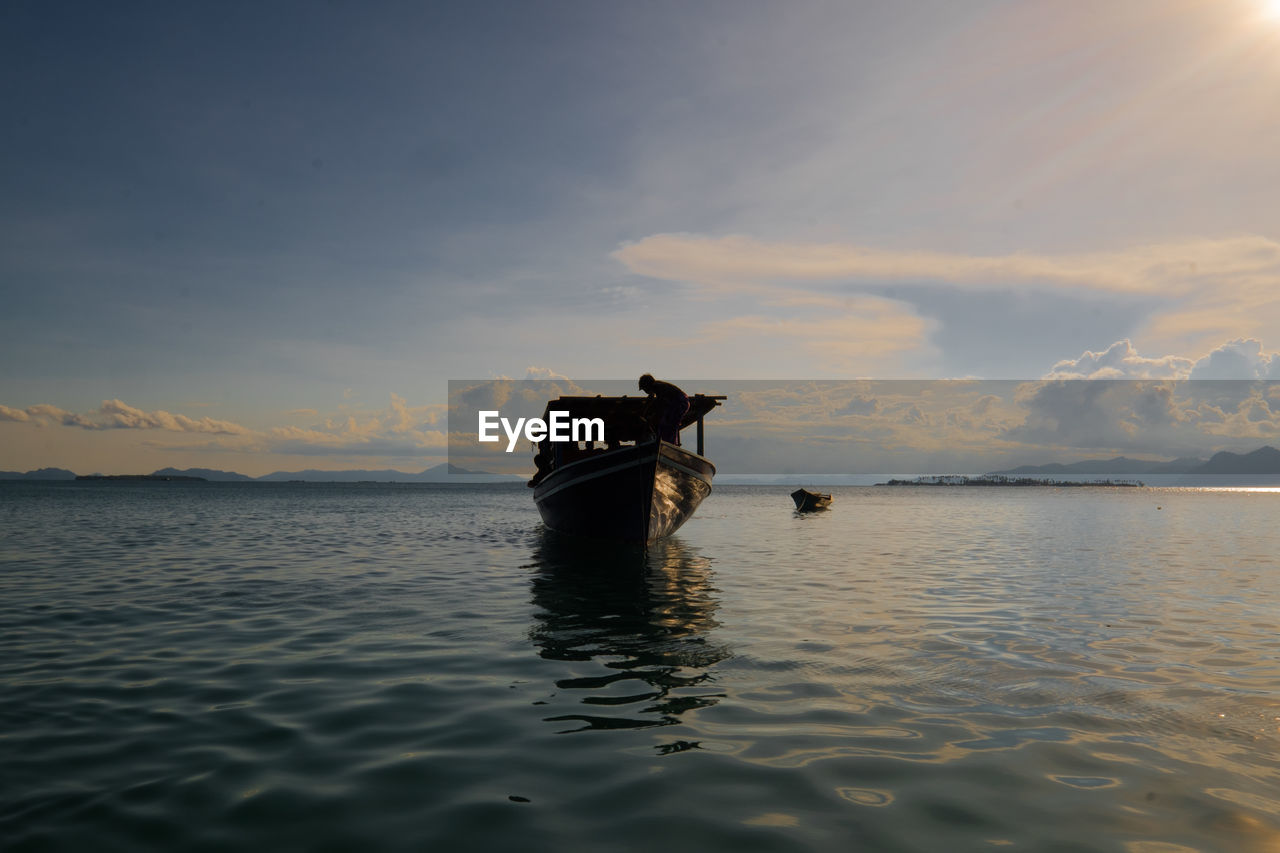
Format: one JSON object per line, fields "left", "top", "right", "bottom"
{"left": 791, "top": 487, "right": 833, "bottom": 512}
{"left": 531, "top": 393, "right": 724, "bottom": 544}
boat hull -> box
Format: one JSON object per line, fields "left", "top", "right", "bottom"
{"left": 533, "top": 441, "right": 714, "bottom": 544}
{"left": 791, "top": 488, "right": 833, "bottom": 512}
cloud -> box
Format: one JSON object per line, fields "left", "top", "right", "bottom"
{"left": 614, "top": 234, "right": 1280, "bottom": 364}
{"left": 21, "top": 404, "right": 87, "bottom": 427}
{"left": 1003, "top": 380, "right": 1179, "bottom": 452}
{"left": 266, "top": 395, "right": 447, "bottom": 454}
{"left": 1193, "top": 387, "right": 1280, "bottom": 441}
{"left": 262, "top": 426, "right": 447, "bottom": 456}
{"left": 1046, "top": 337, "right": 1280, "bottom": 380}
{"left": 386, "top": 392, "right": 435, "bottom": 433}
{"left": 970, "top": 395, "right": 1001, "bottom": 416}
{"left": 703, "top": 381, "right": 1030, "bottom": 472}
{"left": 901, "top": 404, "right": 928, "bottom": 425}
{"left": 613, "top": 233, "right": 1280, "bottom": 296}
{"left": 1188, "top": 338, "right": 1280, "bottom": 380}
{"left": 834, "top": 395, "right": 878, "bottom": 416}
{"left": 697, "top": 296, "right": 937, "bottom": 372}
{"left": 0, "top": 395, "right": 449, "bottom": 459}
{"left": 1002, "top": 378, "right": 1280, "bottom": 455}
{"left": 94, "top": 399, "right": 252, "bottom": 434}
{"left": 524, "top": 366, "right": 570, "bottom": 380}
{"left": 0, "top": 400, "right": 249, "bottom": 433}
{"left": 1046, "top": 339, "right": 1194, "bottom": 379}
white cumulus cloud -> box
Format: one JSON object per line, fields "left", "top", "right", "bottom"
{"left": 1188, "top": 338, "right": 1280, "bottom": 379}
{"left": 0, "top": 400, "right": 249, "bottom": 433}
{"left": 1047, "top": 338, "right": 1280, "bottom": 380}
{"left": 1046, "top": 340, "right": 1194, "bottom": 379}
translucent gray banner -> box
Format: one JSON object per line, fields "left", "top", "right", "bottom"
{"left": 448, "top": 379, "right": 1280, "bottom": 485}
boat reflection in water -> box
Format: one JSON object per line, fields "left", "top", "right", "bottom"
{"left": 527, "top": 531, "right": 729, "bottom": 746}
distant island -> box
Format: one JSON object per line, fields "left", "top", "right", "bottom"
{"left": 0, "top": 467, "right": 78, "bottom": 480}
{"left": 871, "top": 445, "right": 1280, "bottom": 487}
{"left": 985, "top": 446, "right": 1280, "bottom": 477}
{"left": 1, "top": 462, "right": 520, "bottom": 483}
{"left": 75, "top": 474, "right": 208, "bottom": 482}
{"left": 880, "top": 475, "right": 1143, "bottom": 487}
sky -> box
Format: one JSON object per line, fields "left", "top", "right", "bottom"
{"left": 3, "top": 0, "right": 1279, "bottom": 476}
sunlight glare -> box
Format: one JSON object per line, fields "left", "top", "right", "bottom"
{"left": 1263, "top": 0, "right": 1280, "bottom": 19}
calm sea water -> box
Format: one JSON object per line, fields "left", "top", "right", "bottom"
{"left": 2, "top": 481, "right": 1279, "bottom": 852}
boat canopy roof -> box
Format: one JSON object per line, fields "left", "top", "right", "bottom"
{"left": 541, "top": 394, "right": 725, "bottom": 443}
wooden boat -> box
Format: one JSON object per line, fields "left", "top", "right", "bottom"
{"left": 531, "top": 393, "right": 724, "bottom": 544}
{"left": 791, "top": 488, "right": 833, "bottom": 512}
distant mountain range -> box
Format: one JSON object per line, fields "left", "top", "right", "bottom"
{"left": 0, "top": 462, "right": 521, "bottom": 482}
{"left": 248, "top": 463, "right": 520, "bottom": 483}
{"left": 986, "top": 445, "right": 1280, "bottom": 477}
{"left": 5, "top": 446, "right": 1280, "bottom": 482}
{"left": 0, "top": 467, "right": 78, "bottom": 480}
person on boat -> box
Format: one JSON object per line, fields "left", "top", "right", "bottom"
{"left": 527, "top": 442, "right": 552, "bottom": 488}
{"left": 638, "top": 374, "right": 689, "bottom": 444}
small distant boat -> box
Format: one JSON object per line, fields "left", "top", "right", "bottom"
{"left": 531, "top": 392, "right": 725, "bottom": 544}
{"left": 791, "top": 488, "right": 832, "bottom": 512}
